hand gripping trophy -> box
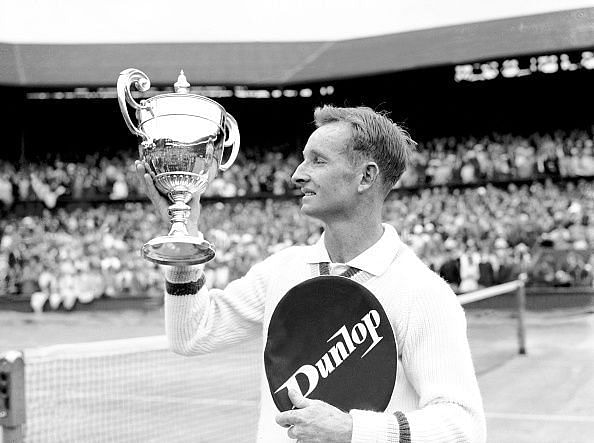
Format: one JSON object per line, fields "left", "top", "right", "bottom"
{"left": 117, "top": 68, "right": 240, "bottom": 265}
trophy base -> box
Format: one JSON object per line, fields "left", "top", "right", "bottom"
{"left": 141, "top": 235, "right": 215, "bottom": 266}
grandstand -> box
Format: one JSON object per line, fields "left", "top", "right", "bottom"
{"left": 1, "top": 1, "right": 594, "bottom": 442}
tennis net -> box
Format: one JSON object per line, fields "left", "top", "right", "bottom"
{"left": 460, "top": 277, "right": 528, "bottom": 375}
{"left": 7, "top": 335, "right": 261, "bottom": 443}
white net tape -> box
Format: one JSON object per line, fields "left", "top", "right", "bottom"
{"left": 22, "top": 335, "right": 262, "bottom": 443}
{"left": 457, "top": 280, "right": 521, "bottom": 305}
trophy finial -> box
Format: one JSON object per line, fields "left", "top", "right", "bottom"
{"left": 174, "top": 70, "right": 191, "bottom": 93}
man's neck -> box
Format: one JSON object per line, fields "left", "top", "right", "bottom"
{"left": 323, "top": 215, "right": 384, "bottom": 264}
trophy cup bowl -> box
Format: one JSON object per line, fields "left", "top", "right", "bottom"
{"left": 117, "top": 68, "right": 240, "bottom": 265}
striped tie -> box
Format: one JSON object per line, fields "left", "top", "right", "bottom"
{"left": 318, "top": 262, "right": 361, "bottom": 279}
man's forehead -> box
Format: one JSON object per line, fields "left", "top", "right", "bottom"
{"left": 313, "top": 121, "right": 353, "bottom": 138}
{"left": 303, "top": 122, "right": 353, "bottom": 153}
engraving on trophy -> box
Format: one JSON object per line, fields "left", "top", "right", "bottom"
{"left": 117, "top": 68, "right": 240, "bottom": 265}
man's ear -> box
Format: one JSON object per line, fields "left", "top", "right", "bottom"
{"left": 358, "top": 162, "right": 380, "bottom": 192}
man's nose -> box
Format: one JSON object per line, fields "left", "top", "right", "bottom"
{"left": 291, "top": 162, "right": 308, "bottom": 185}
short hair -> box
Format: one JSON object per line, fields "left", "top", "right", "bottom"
{"left": 313, "top": 105, "right": 417, "bottom": 195}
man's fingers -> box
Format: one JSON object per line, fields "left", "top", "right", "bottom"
{"left": 135, "top": 161, "right": 158, "bottom": 195}
{"left": 188, "top": 192, "right": 202, "bottom": 217}
{"left": 135, "top": 161, "right": 153, "bottom": 195}
{"left": 275, "top": 410, "right": 298, "bottom": 428}
{"left": 134, "top": 160, "right": 146, "bottom": 186}
{"left": 286, "top": 424, "right": 299, "bottom": 440}
{"left": 288, "top": 388, "right": 312, "bottom": 409}
{"left": 134, "top": 161, "right": 169, "bottom": 222}
{"left": 143, "top": 172, "right": 159, "bottom": 200}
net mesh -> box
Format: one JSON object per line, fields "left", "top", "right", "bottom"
{"left": 460, "top": 281, "right": 525, "bottom": 375}
{"left": 22, "top": 335, "right": 262, "bottom": 443}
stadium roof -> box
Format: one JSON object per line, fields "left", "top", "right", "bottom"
{"left": 1, "top": 2, "right": 593, "bottom": 87}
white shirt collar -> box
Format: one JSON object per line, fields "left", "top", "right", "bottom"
{"left": 305, "top": 223, "right": 401, "bottom": 276}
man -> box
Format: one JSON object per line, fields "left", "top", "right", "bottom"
{"left": 136, "top": 106, "right": 486, "bottom": 442}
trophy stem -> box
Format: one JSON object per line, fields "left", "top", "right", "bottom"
{"left": 140, "top": 189, "right": 216, "bottom": 266}
{"left": 167, "top": 192, "right": 192, "bottom": 237}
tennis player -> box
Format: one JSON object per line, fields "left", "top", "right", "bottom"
{"left": 136, "top": 105, "right": 486, "bottom": 443}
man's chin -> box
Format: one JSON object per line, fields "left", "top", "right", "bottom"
{"left": 299, "top": 203, "right": 318, "bottom": 217}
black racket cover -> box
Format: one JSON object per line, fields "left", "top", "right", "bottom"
{"left": 264, "top": 276, "right": 397, "bottom": 412}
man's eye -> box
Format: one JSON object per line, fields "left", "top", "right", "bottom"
{"left": 314, "top": 157, "right": 325, "bottom": 164}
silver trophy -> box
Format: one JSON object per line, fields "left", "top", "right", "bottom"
{"left": 117, "top": 68, "right": 240, "bottom": 265}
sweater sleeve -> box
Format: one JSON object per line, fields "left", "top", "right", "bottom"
{"left": 349, "top": 278, "right": 486, "bottom": 443}
{"left": 162, "top": 259, "right": 269, "bottom": 355}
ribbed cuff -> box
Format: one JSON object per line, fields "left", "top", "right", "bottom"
{"left": 394, "top": 411, "right": 411, "bottom": 443}
{"left": 166, "top": 273, "right": 206, "bottom": 295}
{"left": 349, "top": 410, "right": 398, "bottom": 443}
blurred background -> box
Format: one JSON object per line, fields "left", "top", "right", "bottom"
{"left": 0, "top": 1, "right": 593, "bottom": 442}
{"left": 0, "top": 1, "right": 593, "bottom": 308}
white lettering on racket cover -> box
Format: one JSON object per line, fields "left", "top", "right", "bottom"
{"left": 274, "top": 309, "right": 383, "bottom": 398}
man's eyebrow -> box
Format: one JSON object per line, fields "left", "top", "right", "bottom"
{"left": 303, "top": 148, "right": 326, "bottom": 158}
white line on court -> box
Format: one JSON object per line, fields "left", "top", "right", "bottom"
{"left": 487, "top": 412, "right": 594, "bottom": 423}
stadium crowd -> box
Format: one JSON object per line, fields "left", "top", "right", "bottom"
{"left": 0, "top": 128, "right": 593, "bottom": 206}
{"left": 0, "top": 128, "right": 593, "bottom": 310}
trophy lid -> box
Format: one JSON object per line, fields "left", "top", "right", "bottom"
{"left": 174, "top": 70, "right": 191, "bottom": 93}
{"left": 133, "top": 68, "right": 231, "bottom": 140}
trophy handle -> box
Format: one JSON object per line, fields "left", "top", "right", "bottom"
{"left": 117, "top": 68, "right": 151, "bottom": 140}
{"left": 219, "top": 113, "right": 240, "bottom": 171}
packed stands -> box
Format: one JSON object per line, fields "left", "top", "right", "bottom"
{"left": 1, "top": 128, "right": 593, "bottom": 205}
{"left": 0, "top": 128, "right": 592, "bottom": 309}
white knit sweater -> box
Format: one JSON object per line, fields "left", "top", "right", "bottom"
{"left": 163, "top": 224, "right": 486, "bottom": 442}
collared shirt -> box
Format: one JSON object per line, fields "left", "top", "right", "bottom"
{"left": 304, "top": 223, "right": 402, "bottom": 281}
